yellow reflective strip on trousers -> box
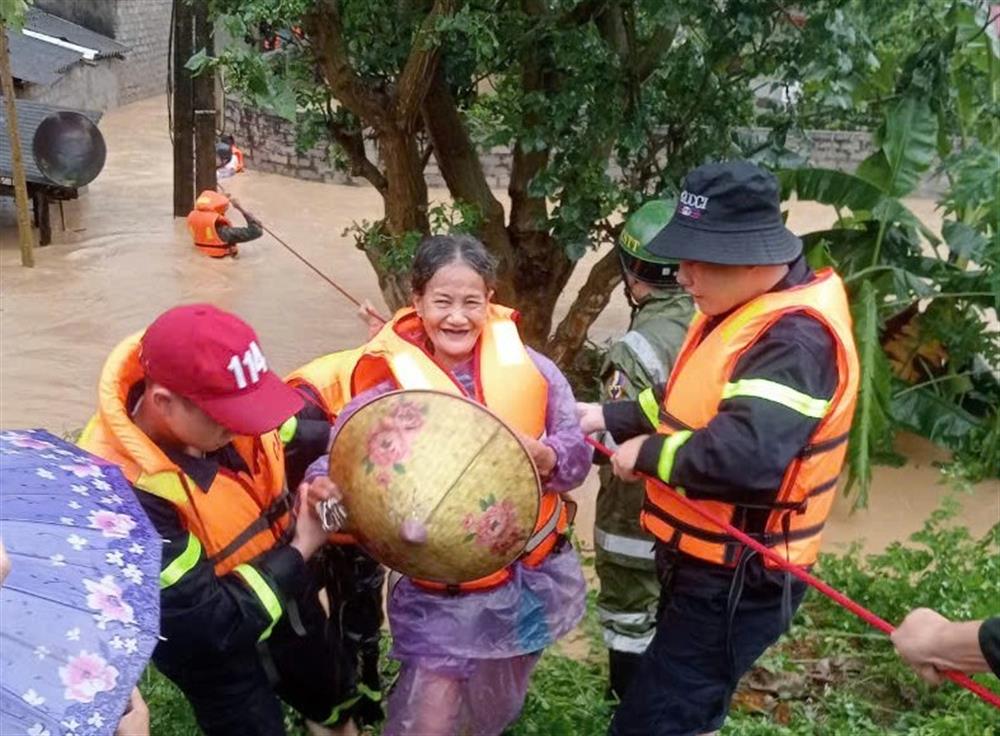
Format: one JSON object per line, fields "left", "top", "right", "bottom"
{"left": 637, "top": 388, "right": 660, "bottom": 428}
{"left": 233, "top": 564, "right": 283, "bottom": 641}
{"left": 721, "top": 378, "right": 830, "bottom": 419}
{"left": 278, "top": 415, "right": 298, "bottom": 444}
{"left": 656, "top": 430, "right": 692, "bottom": 484}
{"left": 159, "top": 534, "right": 203, "bottom": 589}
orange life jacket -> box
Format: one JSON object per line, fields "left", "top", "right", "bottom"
{"left": 642, "top": 269, "right": 859, "bottom": 569}
{"left": 187, "top": 190, "right": 236, "bottom": 258}
{"left": 352, "top": 305, "right": 570, "bottom": 593}
{"left": 286, "top": 347, "right": 367, "bottom": 422}
{"left": 78, "top": 333, "right": 292, "bottom": 577}
{"left": 231, "top": 146, "right": 245, "bottom": 173}
{"left": 285, "top": 347, "right": 368, "bottom": 545}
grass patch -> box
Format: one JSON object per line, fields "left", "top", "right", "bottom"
{"left": 141, "top": 497, "right": 999, "bottom": 735}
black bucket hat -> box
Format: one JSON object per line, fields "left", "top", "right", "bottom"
{"left": 647, "top": 161, "right": 801, "bottom": 265}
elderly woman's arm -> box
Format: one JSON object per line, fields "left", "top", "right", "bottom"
{"left": 528, "top": 349, "right": 592, "bottom": 492}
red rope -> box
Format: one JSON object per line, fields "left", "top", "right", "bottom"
{"left": 585, "top": 436, "right": 1000, "bottom": 709}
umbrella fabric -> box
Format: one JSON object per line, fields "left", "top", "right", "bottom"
{"left": 0, "top": 429, "right": 161, "bottom": 736}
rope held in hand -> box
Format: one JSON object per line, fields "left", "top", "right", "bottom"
{"left": 585, "top": 436, "right": 1000, "bottom": 709}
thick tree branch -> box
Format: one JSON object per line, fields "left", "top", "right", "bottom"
{"left": 396, "top": 0, "right": 457, "bottom": 128}
{"left": 306, "top": 0, "right": 389, "bottom": 126}
{"left": 546, "top": 247, "right": 623, "bottom": 366}
{"left": 636, "top": 23, "right": 678, "bottom": 81}
{"left": 421, "top": 66, "right": 515, "bottom": 267}
{"left": 328, "top": 117, "right": 388, "bottom": 194}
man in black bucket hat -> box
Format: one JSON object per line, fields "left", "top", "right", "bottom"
{"left": 578, "top": 160, "right": 860, "bottom": 735}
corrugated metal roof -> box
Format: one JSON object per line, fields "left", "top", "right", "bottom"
{"left": 0, "top": 99, "right": 102, "bottom": 187}
{"left": 24, "top": 8, "right": 128, "bottom": 60}
{"left": 5, "top": 30, "right": 83, "bottom": 86}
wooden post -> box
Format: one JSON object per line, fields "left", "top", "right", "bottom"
{"left": 172, "top": 0, "right": 194, "bottom": 216}
{"left": 34, "top": 190, "right": 51, "bottom": 245}
{"left": 0, "top": 22, "right": 35, "bottom": 267}
{"left": 192, "top": 2, "right": 217, "bottom": 195}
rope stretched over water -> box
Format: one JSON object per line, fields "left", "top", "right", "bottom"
{"left": 216, "top": 186, "right": 387, "bottom": 323}
{"left": 585, "top": 436, "right": 1000, "bottom": 709}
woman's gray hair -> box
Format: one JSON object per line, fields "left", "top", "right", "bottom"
{"left": 410, "top": 235, "right": 498, "bottom": 295}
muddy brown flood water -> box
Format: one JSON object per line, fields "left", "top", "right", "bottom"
{"left": 2, "top": 96, "right": 997, "bottom": 562}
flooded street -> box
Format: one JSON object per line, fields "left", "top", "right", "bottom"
{"left": 2, "top": 95, "right": 997, "bottom": 554}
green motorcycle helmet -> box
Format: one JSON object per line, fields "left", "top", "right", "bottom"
{"left": 618, "top": 200, "right": 680, "bottom": 288}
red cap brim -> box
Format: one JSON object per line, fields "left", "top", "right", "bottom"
{"left": 193, "top": 371, "right": 304, "bottom": 436}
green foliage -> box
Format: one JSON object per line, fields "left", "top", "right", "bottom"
{"left": 343, "top": 200, "right": 483, "bottom": 275}
{"left": 0, "top": 0, "right": 30, "bottom": 28}
{"left": 140, "top": 507, "right": 999, "bottom": 735}
{"left": 844, "top": 281, "right": 896, "bottom": 503}
{"left": 781, "top": 2, "right": 1000, "bottom": 504}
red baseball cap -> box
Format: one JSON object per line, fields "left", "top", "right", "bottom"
{"left": 139, "top": 304, "right": 303, "bottom": 436}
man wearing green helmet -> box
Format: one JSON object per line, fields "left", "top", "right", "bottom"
{"left": 594, "top": 200, "right": 692, "bottom": 701}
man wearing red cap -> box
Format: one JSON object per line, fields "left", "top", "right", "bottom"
{"left": 79, "top": 304, "right": 362, "bottom": 736}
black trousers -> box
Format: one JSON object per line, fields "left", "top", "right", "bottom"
{"left": 158, "top": 588, "right": 359, "bottom": 736}
{"left": 609, "top": 547, "right": 806, "bottom": 736}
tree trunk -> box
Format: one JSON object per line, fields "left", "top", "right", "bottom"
{"left": 371, "top": 127, "right": 430, "bottom": 309}
{"left": 546, "top": 247, "right": 622, "bottom": 365}
{"left": 0, "top": 23, "right": 34, "bottom": 267}
{"left": 421, "top": 67, "right": 514, "bottom": 291}
{"left": 192, "top": 2, "right": 216, "bottom": 195}
{"left": 171, "top": 0, "right": 194, "bottom": 215}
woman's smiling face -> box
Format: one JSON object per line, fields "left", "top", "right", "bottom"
{"left": 413, "top": 261, "right": 492, "bottom": 367}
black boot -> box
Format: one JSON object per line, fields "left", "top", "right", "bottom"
{"left": 608, "top": 649, "right": 644, "bottom": 702}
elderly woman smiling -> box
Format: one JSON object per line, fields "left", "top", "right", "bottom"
{"left": 305, "top": 234, "right": 590, "bottom": 735}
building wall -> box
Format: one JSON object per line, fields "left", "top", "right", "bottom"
{"left": 112, "top": 0, "right": 172, "bottom": 103}
{"left": 34, "top": 0, "right": 116, "bottom": 37}
{"left": 225, "top": 98, "right": 949, "bottom": 197}
{"left": 33, "top": 0, "right": 171, "bottom": 105}
{"left": 22, "top": 61, "right": 121, "bottom": 112}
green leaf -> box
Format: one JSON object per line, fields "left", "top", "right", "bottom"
{"left": 859, "top": 96, "right": 938, "bottom": 198}
{"left": 463, "top": 533, "right": 476, "bottom": 543}
{"left": 845, "top": 280, "right": 896, "bottom": 508}
{"left": 778, "top": 167, "right": 884, "bottom": 211}
{"left": 942, "top": 220, "right": 988, "bottom": 263}
{"left": 185, "top": 48, "right": 213, "bottom": 75}
{"left": 779, "top": 168, "right": 937, "bottom": 244}
{"left": 0, "top": 0, "right": 29, "bottom": 28}
{"left": 393, "top": 463, "right": 405, "bottom": 474}
{"left": 266, "top": 85, "right": 298, "bottom": 122}
{"left": 891, "top": 385, "right": 982, "bottom": 448}
{"left": 479, "top": 497, "right": 491, "bottom": 511}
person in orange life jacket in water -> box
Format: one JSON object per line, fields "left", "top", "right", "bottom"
{"left": 186, "top": 189, "right": 263, "bottom": 259}
{"left": 578, "top": 161, "right": 860, "bottom": 736}
{"left": 219, "top": 134, "right": 246, "bottom": 175}
{"left": 78, "top": 305, "right": 364, "bottom": 736}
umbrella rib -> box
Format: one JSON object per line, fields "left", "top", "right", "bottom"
{"left": 0, "top": 681, "right": 59, "bottom": 723}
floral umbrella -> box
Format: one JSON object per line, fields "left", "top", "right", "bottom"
{"left": 0, "top": 430, "right": 160, "bottom": 736}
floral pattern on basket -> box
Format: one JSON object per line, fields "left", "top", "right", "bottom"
{"left": 362, "top": 399, "right": 428, "bottom": 488}
{"left": 463, "top": 494, "right": 526, "bottom": 557}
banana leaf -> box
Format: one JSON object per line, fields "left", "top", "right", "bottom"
{"left": 855, "top": 96, "right": 938, "bottom": 199}
{"left": 891, "top": 384, "right": 983, "bottom": 449}
{"left": 845, "top": 280, "right": 896, "bottom": 508}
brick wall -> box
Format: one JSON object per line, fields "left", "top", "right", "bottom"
{"left": 32, "top": 0, "right": 171, "bottom": 105}
{"left": 112, "top": 0, "right": 172, "bottom": 104}
{"left": 223, "top": 97, "right": 357, "bottom": 184}
{"left": 225, "top": 98, "right": 949, "bottom": 196}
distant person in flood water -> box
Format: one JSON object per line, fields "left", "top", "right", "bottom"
{"left": 218, "top": 135, "right": 245, "bottom": 179}
{"left": 186, "top": 190, "right": 263, "bottom": 259}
